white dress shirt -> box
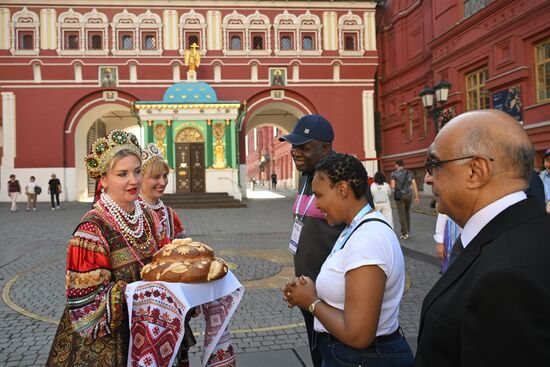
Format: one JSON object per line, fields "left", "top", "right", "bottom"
{"left": 460, "top": 191, "right": 526, "bottom": 248}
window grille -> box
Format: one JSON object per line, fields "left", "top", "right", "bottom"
{"left": 122, "top": 35, "right": 133, "bottom": 50}
{"left": 302, "top": 36, "right": 313, "bottom": 50}
{"left": 188, "top": 35, "right": 199, "bottom": 47}
{"left": 67, "top": 35, "right": 79, "bottom": 50}
{"left": 21, "top": 34, "right": 33, "bottom": 50}
{"left": 90, "top": 35, "right": 102, "bottom": 50}
{"left": 345, "top": 36, "right": 355, "bottom": 51}
{"left": 281, "top": 36, "right": 292, "bottom": 50}
{"left": 230, "top": 36, "right": 241, "bottom": 50}
{"left": 253, "top": 36, "right": 263, "bottom": 50}
{"left": 144, "top": 35, "right": 156, "bottom": 50}
{"left": 466, "top": 68, "right": 490, "bottom": 110}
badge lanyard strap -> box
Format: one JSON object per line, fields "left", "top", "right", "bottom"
{"left": 330, "top": 203, "right": 372, "bottom": 255}
{"left": 295, "top": 180, "right": 315, "bottom": 221}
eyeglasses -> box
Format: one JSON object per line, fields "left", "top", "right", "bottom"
{"left": 424, "top": 156, "right": 494, "bottom": 175}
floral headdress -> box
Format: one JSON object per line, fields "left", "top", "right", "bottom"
{"left": 85, "top": 130, "right": 142, "bottom": 179}
{"left": 141, "top": 143, "right": 165, "bottom": 171}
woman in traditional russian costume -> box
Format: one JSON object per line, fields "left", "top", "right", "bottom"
{"left": 139, "top": 143, "right": 186, "bottom": 243}
{"left": 139, "top": 143, "right": 197, "bottom": 364}
{"left": 47, "top": 130, "right": 161, "bottom": 366}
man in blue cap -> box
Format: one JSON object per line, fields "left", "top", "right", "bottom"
{"left": 279, "top": 114, "right": 342, "bottom": 367}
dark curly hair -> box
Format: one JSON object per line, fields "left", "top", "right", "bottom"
{"left": 315, "top": 153, "right": 368, "bottom": 199}
{"left": 374, "top": 171, "right": 386, "bottom": 185}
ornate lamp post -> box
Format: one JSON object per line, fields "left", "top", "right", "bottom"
{"left": 419, "top": 80, "right": 454, "bottom": 132}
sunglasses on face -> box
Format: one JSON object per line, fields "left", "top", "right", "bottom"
{"left": 424, "top": 155, "right": 494, "bottom": 175}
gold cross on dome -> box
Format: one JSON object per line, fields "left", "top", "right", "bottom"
{"left": 190, "top": 42, "right": 199, "bottom": 50}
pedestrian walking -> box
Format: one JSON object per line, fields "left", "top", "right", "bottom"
{"left": 416, "top": 110, "right": 550, "bottom": 366}
{"left": 390, "top": 160, "right": 419, "bottom": 239}
{"left": 271, "top": 171, "right": 277, "bottom": 190}
{"left": 7, "top": 174, "right": 21, "bottom": 212}
{"left": 370, "top": 171, "right": 394, "bottom": 228}
{"left": 48, "top": 173, "right": 62, "bottom": 210}
{"left": 46, "top": 130, "right": 165, "bottom": 366}
{"left": 282, "top": 153, "right": 413, "bottom": 367}
{"left": 25, "top": 175, "right": 39, "bottom": 211}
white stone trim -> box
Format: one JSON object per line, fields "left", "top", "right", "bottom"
{"left": 0, "top": 8, "right": 10, "bottom": 50}
{"left": 40, "top": 8, "right": 56, "bottom": 50}
{"left": 163, "top": 9, "right": 178, "bottom": 50}
{"left": 1, "top": 92, "right": 16, "bottom": 168}
{"left": 11, "top": 7, "right": 40, "bottom": 55}
{"left": 362, "top": 90, "right": 376, "bottom": 176}
{"left": 179, "top": 9, "right": 206, "bottom": 55}
{"left": 207, "top": 10, "right": 222, "bottom": 50}
{"left": 338, "top": 11, "right": 365, "bottom": 56}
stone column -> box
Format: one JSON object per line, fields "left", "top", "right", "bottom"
{"left": 362, "top": 90, "right": 377, "bottom": 176}
{"left": 1, "top": 92, "right": 16, "bottom": 168}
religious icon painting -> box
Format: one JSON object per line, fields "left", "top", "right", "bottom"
{"left": 99, "top": 66, "right": 118, "bottom": 87}
{"left": 269, "top": 67, "right": 286, "bottom": 87}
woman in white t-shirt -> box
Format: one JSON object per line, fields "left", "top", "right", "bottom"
{"left": 370, "top": 171, "right": 394, "bottom": 229}
{"left": 282, "top": 153, "right": 413, "bottom": 367}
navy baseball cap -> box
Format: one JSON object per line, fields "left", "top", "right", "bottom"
{"left": 279, "top": 114, "right": 334, "bottom": 146}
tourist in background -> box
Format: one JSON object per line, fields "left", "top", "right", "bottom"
{"left": 7, "top": 174, "right": 21, "bottom": 212}
{"left": 540, "top": 148, "right": 550, "bottom": 213}
{"left": 283, "top": 153, "right": 413, "bottom": 367}
{"left": 48, "top": 173, "right": 62, "bottom": 210}
{"left": 25, "top": 175, "right": 38, "bottom": 211}
{"left": 370, "top": 171, "right": 394, "bottom": 228}
{"left": 390, "top": 160, "right": 419, "bottom": 240}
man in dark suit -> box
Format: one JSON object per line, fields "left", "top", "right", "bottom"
{"left": 416, "top": 109, "right": 550, "bottom": 366}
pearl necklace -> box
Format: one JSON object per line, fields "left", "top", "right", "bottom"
{"left": 101, "top": 192, "right": 144, "bottom": 238}
{"left": 140, "top": 196, "right": 171, "bottom": 239}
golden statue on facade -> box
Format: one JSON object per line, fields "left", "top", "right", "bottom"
{"left": 212, "top": 123, "right": 226, "bottom": 169}
{"left": 184, "top": 42, "right": 201, "bottom": 72}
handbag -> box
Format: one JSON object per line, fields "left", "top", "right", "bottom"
{"left": 394, "top": 188, "right": 402, "bottom": 201}
{"left": 34, "top": 186, "right": 42, "bottom": 195}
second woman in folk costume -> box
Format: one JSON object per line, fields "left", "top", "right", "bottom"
{"left": 139, "top": 143, "right": 197, "bottom": 364}
{"left": 140, "top": 143, "right": 186, "bottom": 243}
{"left": 46, "top": 130, "right": 164, "bottom": 366}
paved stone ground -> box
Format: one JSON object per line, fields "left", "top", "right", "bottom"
{"left": 0, "top": 191, "right": 441, "bottom": 367}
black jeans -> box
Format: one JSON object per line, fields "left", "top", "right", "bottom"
{"left": 301, "top": 309, "right": 323, "bottom": 367}
{"left": 50, "top": 192, "right": 60, "bottom": 208}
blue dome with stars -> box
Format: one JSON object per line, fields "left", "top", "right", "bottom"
{"left": 162, "top": 82, "right": 218, "bottom": 103}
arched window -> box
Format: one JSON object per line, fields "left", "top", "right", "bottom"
{"left": 345, "top": 35, "right": 356, "bottom": 50}
{"left": 122, "top": 35, "right": 133, "bottom": 49}
{"left": 230, "top": 35, "right": 242, "bottom": 50}
{"left": 253, "top": 36, "right": 264, "bottom": 50}
{"left": 11, "top": 7, "right": 39, "bottom": 55}
{"left": 67, "top": 35, "right": 79, "bottom": 49}
{"left": 144, "top": 35, "right": 156, "bottom": 49}
{"left": 302, "top": 35, "right": 313, "bottom": 50}
{"left": 90, "top": 34, "right": 102, "bottom": 50}
{"left": 281, "top": 36, "right": 292, "bottom": 50}
{"left": 188, "top": 35, "right": 199, "bottom": 47}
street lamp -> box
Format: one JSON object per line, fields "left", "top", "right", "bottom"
{"left": 419, "top": 80, "right": 453, "bottom": 132}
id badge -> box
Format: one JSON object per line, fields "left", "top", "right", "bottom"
{"left": 288, "top": 218, "right": 303, "bottom": 255}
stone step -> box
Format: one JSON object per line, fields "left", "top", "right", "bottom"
{"left": 162, "top": 192, "right": 246, "bottom": 209}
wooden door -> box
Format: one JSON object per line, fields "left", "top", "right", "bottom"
{"left": 175, "top": 143, "right": 191, "bottom": 193}
{"left": 190, "top": 142, "right": 205, "bottom": 192}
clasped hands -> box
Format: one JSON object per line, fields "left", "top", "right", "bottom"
{"left": 281, "top": 275, "right": 317, "bottom": 309}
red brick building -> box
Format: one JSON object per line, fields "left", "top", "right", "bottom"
{"left": 377, "top": 0, "right": 550, "bottom": 191}
{"left": 0, "top": 1, "right": 379, "bottom": 201}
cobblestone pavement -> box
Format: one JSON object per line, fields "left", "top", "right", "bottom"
{"left": 0, "top": 192, "right": 441, "bottom": 366}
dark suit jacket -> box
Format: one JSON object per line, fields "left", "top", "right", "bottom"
{"left": 415, "top": 197, "right": 550, "bottom": 367}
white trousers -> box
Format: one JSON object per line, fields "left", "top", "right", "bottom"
{"left": 9, "top": 192, "right": 18, "bottom": 211}
{"left": 374, "top": 201, "right": 394, "bottom": 229}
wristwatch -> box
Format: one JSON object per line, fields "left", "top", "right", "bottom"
{"left": 308, "top": 299, "right": 322, "bottom": 315}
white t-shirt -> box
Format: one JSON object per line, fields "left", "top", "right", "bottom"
{"left": 314, "top": 211, "right": 405, "bottom": 336}
{"left": 26, "top": 181, "right": 37, "bottom": 194}
{"left": 370, "top": 182, "right": 391, "bottom": 204}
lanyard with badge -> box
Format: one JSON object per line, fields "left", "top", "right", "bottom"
{"left": 327, "top": 203, "right": 372, "bottom": 258}
{"left": 288, "top": 181, "right": 315, "bottom": 255}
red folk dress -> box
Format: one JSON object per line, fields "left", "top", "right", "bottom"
{"left": 46, "top": 200, "right": 161, "bottom": 367}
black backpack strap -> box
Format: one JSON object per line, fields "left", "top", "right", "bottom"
{"left": 341, "top": 218, "right": 393, "bottom": 250}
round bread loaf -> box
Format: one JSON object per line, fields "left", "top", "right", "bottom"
{"left": 141, "top": 238, "right": 228, "bottom": 283}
